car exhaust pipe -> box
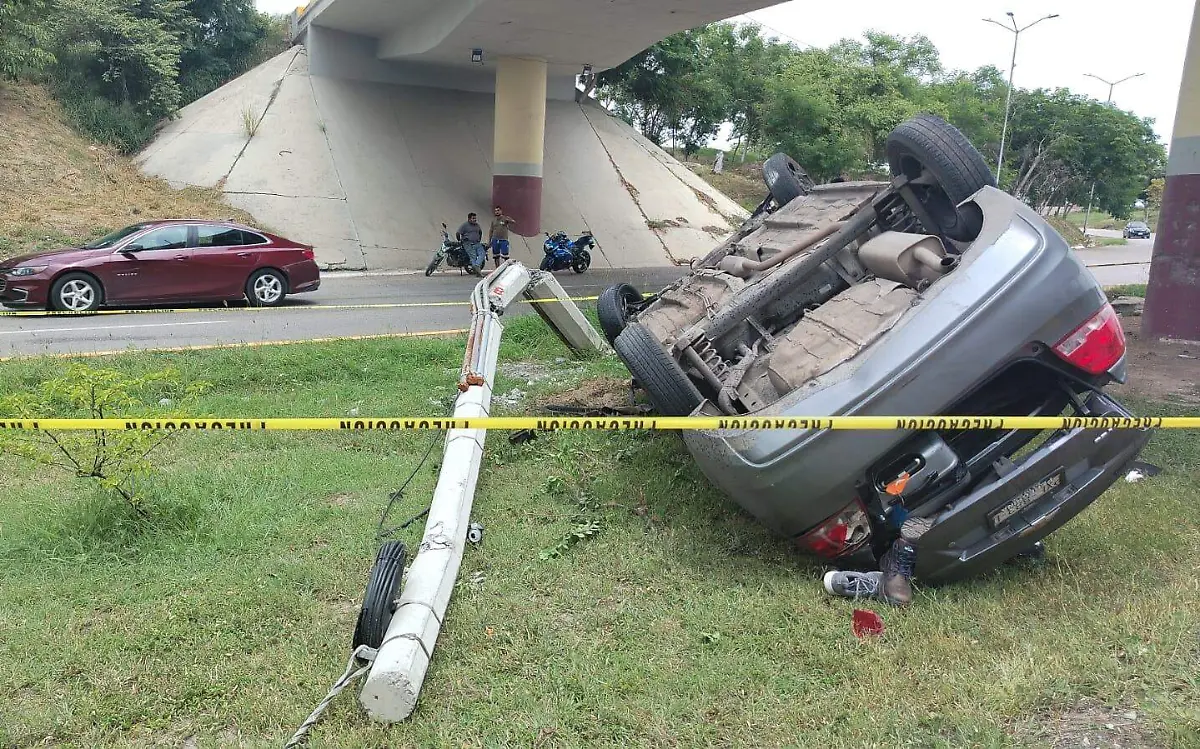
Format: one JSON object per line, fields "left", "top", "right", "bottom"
{"left": 717, "top": 221, "right": 847, "bottom": 279}
{"left": 704, "top": 203, "right": 879, "bottom": 341}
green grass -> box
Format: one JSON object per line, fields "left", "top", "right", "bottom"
{"left": 689, "top": 164, "right": 767, "bottom": 212}
{"left": 1106, "top": 283, "right": 1149, "bottom": 299}
{"left": 1046, "top": 217, "right": 1087, "bottom": 247}
{"left": 1062, "top": 209, "right": 1159, "bottom": 233}
{"left": 1092, "top": 237, "right": 1129, "bottom": 247}
{"left": 1, "top": 319, "right": 1198, "bottom": 747}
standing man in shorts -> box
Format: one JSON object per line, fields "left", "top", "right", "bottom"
{"left": 489, "top": 206, "right": 517, "bottom": 268}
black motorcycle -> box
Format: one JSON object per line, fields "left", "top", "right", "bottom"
{"left": 426, "top": 223, "right": 482, "bottom": 277}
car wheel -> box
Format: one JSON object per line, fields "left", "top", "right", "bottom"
{"left": 614, "top": 322, "right": 703, "bottom": 416}
{"left": 886, "top": 113, "right": 996, "bottom": 242}
{"left": 761, "top": 153, "right": 815, "bottom": 208}
{"left": 246, "top": 268, "right": 287, "bottom": 306}
{"left": 352, "top": 540, "right": 408, "bottom": 650}
{"left": 425, "top": 258, "right": 441, "bottom": 276}
{"left": 572, "top": 251, "right": 591, "bottom": 274}
{"left": 49, "top": 272, "right": 102, "bottom": 312}
{"left": 597, "top": 283, "right": 643, "bottom": 347}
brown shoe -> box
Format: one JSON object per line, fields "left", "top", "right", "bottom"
{"left": 878, "top": 538, "right": 917, "bottom": 606}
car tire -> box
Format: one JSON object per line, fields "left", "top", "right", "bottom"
{"left": 886, "top": 113, "right": 996, "bottom": 242}
{"left": 246, "top": 268, "right": 287, "bottom": 307}
{"left": 614, "top": 322, "right": 703, "bottom": 416}
{"left": 352, "top": 540, "right": 408, "bottom": 650}
{"left": 762, "top": 153, "right": 815, "bottom": 208}
{"left": 597, "top": 283, "right": 643, "bottom": 347}
{"left": 49, "top": 272, "right": 103, "bottom": 312}
{"left": 425, "top": 258, "right": 440, "bottom": 276}
{"left": 571, "top": 251, "right": 591, "bottom": 274}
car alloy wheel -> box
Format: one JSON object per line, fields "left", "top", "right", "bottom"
{"left": 253, "top": 273, "right": 283, "bottom": 304}
{"left": 58, "top": 279, "right": 96, "bottom": 311}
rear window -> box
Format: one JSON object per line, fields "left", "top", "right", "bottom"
{"left": 196, "top": 226, "right": 268, "bottom": 247}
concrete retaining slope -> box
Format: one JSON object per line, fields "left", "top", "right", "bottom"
{"left": 137, "top": 48, "right": 746, "bottom": 271}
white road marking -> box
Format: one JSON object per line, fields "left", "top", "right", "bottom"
{"left": 0, "top": 320, "right": 228, "bottom": 335}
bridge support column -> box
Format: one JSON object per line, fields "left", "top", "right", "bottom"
{"left": 1144, "top": 0, "right": 1200, "bottom": 340}
{"left": 492, "top": 56, "right": 547, "bottom": 236}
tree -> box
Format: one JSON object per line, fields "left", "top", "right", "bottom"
{"left": 1002, "top": 88, "right": 1165, "bottom": 215}
{"left": 0, "top": 0, "right": 56, "bottom": 79}
{"left": 176, "top": 0, "right": 278, "bottom": 102}
{"left": 757, "top": 51, "right": 861, "bottom": 180}
{"left": 53, "top": 0, "right": 187, "bottom": 120}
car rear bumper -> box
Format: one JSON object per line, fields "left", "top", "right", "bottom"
{"left": 916, "top": 391, "right": 1149, "bottom": 583}
{"left": 285, "top": 261, "right": 320, "bottom": 294}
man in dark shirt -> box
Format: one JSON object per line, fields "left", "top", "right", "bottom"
{"left": 456, "top": 212, "right": 485, "bottom": 271}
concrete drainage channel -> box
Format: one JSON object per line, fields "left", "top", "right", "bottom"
{"left": 287, "top": 261, "right": 605, "bottom": 744}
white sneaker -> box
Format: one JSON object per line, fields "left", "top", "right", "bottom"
{"left": 822, "top": 570, "right": 884, "bottom": 600}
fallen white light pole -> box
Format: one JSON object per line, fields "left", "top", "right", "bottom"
{"left": 358, "top": 262, "right": 606, "bottom": 722}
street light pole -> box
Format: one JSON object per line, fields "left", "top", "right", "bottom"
{"left": 1084, "top": 72, "right": 1145, "bottom": 106}
{"left": 1081, "top": 72, "right": 1145, "bottom": 233}
{"left": 984, "top": 12, "right": 1060, "bottom": 186}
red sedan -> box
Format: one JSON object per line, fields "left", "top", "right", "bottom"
{"left": 0, "top": 220, "right": 321, "bottom": 311}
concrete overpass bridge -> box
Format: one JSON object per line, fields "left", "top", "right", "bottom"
{"left": 138, "top": 0, "right": 783, "bottom": 271}
{"left": 290, "top": 0, "right": 781, "bottom": 233}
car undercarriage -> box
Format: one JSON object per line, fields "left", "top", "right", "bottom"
{"left": 597, "top": 114, "right": 1149, "bottom": 583}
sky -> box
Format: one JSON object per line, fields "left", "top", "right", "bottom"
{"left": 255, "top": 0, "right": 1194, "bottom": 145}
{"left": 736, "top": 0, "right": 1193, "bottom": 145}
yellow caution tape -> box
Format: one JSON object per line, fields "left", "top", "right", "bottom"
{"left": 0, "top": 416, "right": 1192, "bottom": 432}
{"left": 0, "top": 296, "right": 600, "bottom": 318}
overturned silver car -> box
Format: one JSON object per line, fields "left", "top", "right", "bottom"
{"left": 599, "top": 115, "right": 1149, "bottom": 583}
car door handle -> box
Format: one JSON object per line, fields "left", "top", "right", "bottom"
{"left": 173, "top": 254, "right": 187, "bottom": 260}
{"left": 236, "top": 252, "right": 251, "bottom": 258}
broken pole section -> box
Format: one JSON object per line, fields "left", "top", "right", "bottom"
{"left": 357, "top": 263, "right": 604, "bottom": 722}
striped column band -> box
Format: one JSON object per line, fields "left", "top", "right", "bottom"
{"left": 492, "top": 56, "right": 548, "bottom": 236}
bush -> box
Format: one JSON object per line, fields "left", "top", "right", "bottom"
{"left": 54, "top": 81, "right": 158, "bottom": 153}
{"left": 0, "top": 364, "right": 209, "bottom": 512}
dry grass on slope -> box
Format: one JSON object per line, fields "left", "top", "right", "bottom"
{"left": 0, "top": 82, "right": 252, "bottom": 260}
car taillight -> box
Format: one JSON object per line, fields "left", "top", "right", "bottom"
{"left": 1051, "top": 303, "right": 1125, "bottom": 375}
{"left": 795, "top": 498, "right": 872, "bottom": 559}
{"left": 302, "top": 248, "right": 315, "bottom": 260}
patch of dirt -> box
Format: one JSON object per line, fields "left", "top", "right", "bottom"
{"left": 689, "top": 163, "right": 768, "bottom": 212}
{"left": 1113, "top": 318, "right": 1199, "bottom": 405}
{"left": 326, "top": 492, "right": 353, "bottom": 507}
{"left": 528, "top": 377, "right": 633, "bottom": 413}
{"left": 0, "top": 82, "right": 253, "bottom": 260}
{"left": 1047, "top": 216, "right": 1089, "bottom": 247}
{"left": 1024, "top": 700, "right": 1165, "bottom": 748}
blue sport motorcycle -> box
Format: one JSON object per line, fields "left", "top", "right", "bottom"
{"left": 540, "top": 230, "right": 594, "bottom": 273}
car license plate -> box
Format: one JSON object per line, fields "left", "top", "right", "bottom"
{"left": 989, "top": 471, "right": 1064, "bottom": 528}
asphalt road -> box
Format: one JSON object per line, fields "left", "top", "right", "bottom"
{"left": 0, "top": 238, "right": 1156, "bottom": 359}
{"left": 0, "top": 267, "right": 687, "bottom": 358}
{"left": 1078, "top": 229, "right": 1154, "bottom": 287}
